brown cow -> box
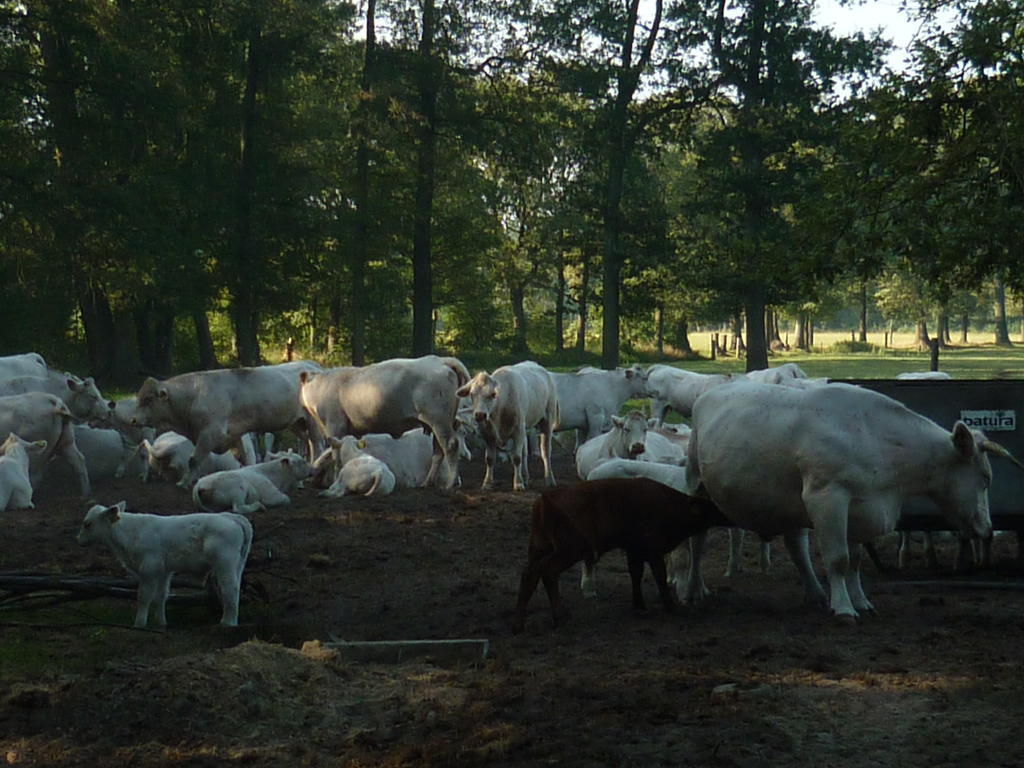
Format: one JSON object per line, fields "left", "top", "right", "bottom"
{"left": 512, "top": 477, "right": 731, "bottom": 633}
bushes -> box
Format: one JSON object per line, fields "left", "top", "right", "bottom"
{"left": 829, "top": 340, "right": 880, "bottom": 354}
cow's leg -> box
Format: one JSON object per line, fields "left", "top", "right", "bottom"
{"left": 56, "top": 419, "right": 91, "bottom": 497}
{"left": 844, "top": 543, "right": 874, "bottom": 615}
{"left": 759, "top": 540, "right": 772, "bottom": 572}
{"left": 725, "top": 528, "right": 744, "bottom": 577}
{"left": 510, "top": 428, "right": 527, "bottom": 491}
{"left": 805, "top": 489, "right": 859, "bottom": 620}
{"left": 134, "top": 575, "right": 159, "bottom": 629}
{"left": 154, "top": 572, "right": 173, "bottom": 627}
{"left": 666, "top": 541, "right": 688, "bottom": 594}
{"left": 626, "top": 551, "right": 646, "bottom": 610}
{"left": 481, "top": 441, "right": 496, "bottom": 490}
{"left": 213, "top": 561, "right": 242, "bottom": 626}
{"left": 538, "top": 419, "right": 555, "bottom": 487}
{"left": 783, "top": 528, "right": 828, "bottom": 608}
{"left": 512, "top": 559, "right": 545, "bottom": 633}
{"left": 680, "top": 532, "right": 711, "bottom": 604}
{"left": 647, "top": 554, "right": 677, "bottom": 612}
{"left": 650, "top": 398, "right": 670, "bottom": 428}
{"left": 189, "top": 430, "right": 225, "bottom": 486}
{"left": 897, "top": 531, "right": 911, "bottom": 569}
{"left": 579, "top": 562, "right": 598, "bottom": 598}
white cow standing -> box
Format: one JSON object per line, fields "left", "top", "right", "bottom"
{"left": 131, "top": 361, "right": 322, "bottom": 485}
{"left": 0, "top": 353, "right": 47, "bottom": 382}
{"left": 0, "top": 392, "right": 91, "bottom": 497}
{"left": 0, "top": 434, "right": 48, "bottom": 511}
{"left": 76, "top": 501, "right": 253, "bottom": 628}
{"left": 0, "top": 372, "right": 112, "bottom": 424}
{"left": 552, "top": 365, "right": 649, "bottom": 442}
{"left": 300, "top": 355, "right": 470, "bottom": 489}
{"left": 457, "top": 360, "right": 559, "bottom": 491}
{"left": 683, "top": 379, "right": 1013, "bottom": 620}
{"left": 646, "top": 365, "right": 734, "bottom": 426}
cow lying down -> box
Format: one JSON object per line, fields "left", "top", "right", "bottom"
{"left": 511, "top": 477, "right": 731, "bottom": 633}
{"left": 320, "top": 436, "right": 396, "bottom": 498}
{"left": 77, "top": 501, "right": 253, "bottom": 628}
{"left": 192, "top": 452, "right": 312, "bottom": 514}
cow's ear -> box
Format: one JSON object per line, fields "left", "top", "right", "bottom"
{"left": 83, "top": 377, "right": 95, "bottom": 387}
{"left": 611, "top": 415, "right": 625, "bottom": 428}
{"left": 157, "top": 387, "right": 169, "bottom": 400}
{"left": 280, "top": 456, "right": 291, "bottom": 466}
{"left": 456, "top": 384, "right": 471, "bottom": 398}
{"left": 625, "top": 369, "right": 635, "bottom": 379}
{"left": 327, "top": 436, "right": 342, "bottom": 449}
{"left": 66, "top": 376, "right": 80, "bottom": 390}
{"left": 357, "top": 439, "right": 367, "bottom": 449}
{"left": 106, "top": 501, "right": 126, "bottom": 522}
{"left": 33, "top": 440, "right": 47, "bottom": 450}
{"left": 952, "top": 421, "right": 976, "bottom": 460}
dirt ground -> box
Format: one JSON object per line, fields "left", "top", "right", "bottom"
{"left": 3, "top": 446, "right": 1024, "bottom": 768}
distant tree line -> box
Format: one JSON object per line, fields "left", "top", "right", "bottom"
{"left": 1, "top": 0, "right": 1022, "bottom": 385}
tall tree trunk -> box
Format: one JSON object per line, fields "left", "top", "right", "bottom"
{"left": 655, "top": 303, "right": 665, "bottom": 356}
{"left": 673, "top": 315, "right": 692, "bottom": 354}
{"left": 554, "top": 254, "right": 566, "bottom": 356}
{"left": 858, "top": 279, "right": 868, "bottom": 342}
{"left": 915, "top": 319, "right": 931, "bottom": 350}
{"left": 78, "top": 285, "right": 117, "bottom": 384}
{"left": 744, "top": 295, "right": 768, "bottom": 371}
{"left": 193, "top": 309, "right": 219, "bottom": 370}
{"left": 601, "top": 0, "right": 662, "bottom": 370}
{"left": 151, "top": 304, "right": 174, "bottom": 375}
{"left": 350, "top": 0, "right": 376, "bottom": 366}
{"left": 232, "top": 26, "right": 264, "bottom": 366}
{"left": 576, "top": 245, "right": 591, "bottom": 354}
{"left": 960, "top": 313, "right": 969, "bottom": 345}
{"left": 411, "top": 0, "right": 437, "bottom": 356}
{"left": 994, "top": 274, "right": 1012, "bottom": 346}
{"left": 327, "top": 289, "right": 341, "bottom": 355}
{"left": 510, "top": 283, "right": 529, "bottom": 354}
{"left": 936, "top": 310, "right": 948, "bottom": 348}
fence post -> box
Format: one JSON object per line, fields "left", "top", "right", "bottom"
{"left": 711, "top": 333, "right": 717, "bottom": 360}
{"left": 929, "top": 338, "right": 939, "bottom": 371}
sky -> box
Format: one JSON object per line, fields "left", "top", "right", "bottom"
{"left": 812, "top": 0, "right": 952, "bottom": 70}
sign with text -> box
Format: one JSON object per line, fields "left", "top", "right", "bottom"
{"left": 960, "top": 409, "right": 1016, "bottom": 431}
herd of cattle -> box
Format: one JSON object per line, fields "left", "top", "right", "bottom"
{"left": 1, "top": 351, "right": 1020, "bottom": 632}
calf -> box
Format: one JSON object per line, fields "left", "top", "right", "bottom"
{"left": 72, "top": 425, "right": 147, "bottom": 481}
{"left": 76, "top": 501, "right": 253, "bottom": 628}
{"left": 574, "top": 410, "right": 648, "bottom": 479}
{"left": 511, "top": 477, "right": 730, "bottom": 633}
{"left": 0, "top": 372, "right": 112, "bottom": 423}
{"left": 0, "top": 434, "right": 48, "bottom": 511}
{"left": 192, "top": 452, "right": 312, "bottom": 514}
{"left": 320, "top": 436, "right": 397, "bottom": 498}
{"left": 140, "top": 431, "right": 244, "bottom": 486}
{"left": 552, "top": 365, "right": 649, "bottom": 442}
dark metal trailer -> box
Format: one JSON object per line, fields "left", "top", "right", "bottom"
{"left": 844, "top": 379, "right": 1024, "bottom": 536}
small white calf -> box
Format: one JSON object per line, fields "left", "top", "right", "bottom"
{"left": 0, "top": 434, "right": 48, "bottom": 511}
{"left": 76, "top": 501, "right": 253, "bottom": 628}
{"left": 71, "top": 425, "right": 146, "bottom": 481}
{"left": 320, "top": 436, "right": 397, "bottom": 498}
{"left": 192, "top": 453, "right": 312, "bottom": 514}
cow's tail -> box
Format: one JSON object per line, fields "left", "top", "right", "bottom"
{"left": 441, "top": 356, "right": 471, "bottom": 388}
{"left": 193, "top": 483, "right": 216, "bottom": 512}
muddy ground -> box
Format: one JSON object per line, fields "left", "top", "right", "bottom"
{"left": 2, "top": 446, "right": 1024, "bottom": 767}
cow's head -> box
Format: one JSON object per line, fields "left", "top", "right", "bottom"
{"left": 624, "top": 365, "right": 651, "bottom": 397}
{"left": 132, "top": 377, "right": 173, "bottom": 428}
{"left": 64, "top": 374, "right": 113, "bottom": 423}
{"left": 938, "top": 421, "right": 1017, "bottom": 540}
{"left": 456, "top": 372, "right": 499, "bottom": 424}
{"left": 77, "top": 500, "right": 125, "bottom": 546}
{"left": 0, "top": 433, "right": 47, "bottom": 457}
{"left": 611, "top": 410, "right": 648, "bottom": 458}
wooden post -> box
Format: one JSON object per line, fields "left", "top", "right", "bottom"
{"left": 286, "top": 337, "right": 295, "bottom": 362}
{"left": 711, "top": 333, "right": 718, "bottom": 360}
{"left": 929, "top": 337, "right": 939, "bottom": 371}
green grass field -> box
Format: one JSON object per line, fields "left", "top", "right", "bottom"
{"left": 669, "top": 331, "right": 1024, "bottom": 380}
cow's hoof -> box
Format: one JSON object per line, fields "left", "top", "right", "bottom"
{"left": 830, "top": 612, "right": 859, "bottom": 627}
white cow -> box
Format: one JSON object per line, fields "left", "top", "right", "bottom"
{"left": 574, "top": 410, "right": 649, "bottom": 479}
{"left": 76, "top": 501, "right": 253, "bottom": 628}
{"left": 301, "top": 355, "right": 470, "bottom": 489}
{"left": 0, "top": 372, "right": 112, "bottom": 423}
{"left": 0, "top": 434, "right": 48, "bottom": 511}
{"left": 320, "top": 436, "right": 397, "bottom": 498}
{"left": 131, "top": 361, "right": 321, "bottom": 485}
{"left": 552, "top": 365, "right": 649, "bottom": 442}
{"left": 683, "top": 379, "right": 1012, "bottom": 620}
{"left": 646, "top": 365, "right": 733, "bottom": 426}
{"left": 139, "top": 431, "right": 245, "bottom": 487}
{"left": 0, "top": 353, "right": 47, "bottom": 382}
{"left": 71, "top": 425, "right": 147, "bottom": 481}
{"left": 108, "top": 397, "right": 156, "bottom": 449}
{"left": 192, "top": 452, "right": 313, "bottom": 514}
{"left": 896, "top": 371, "right": 953, "bottom": 380}
{"left": 316, "top": 427, "right": 468, "bottom": 490}
{"left": 0, "top": 392, "right": 90, "bottom": 496}
{"left": 744, "top": 362, "right": 808, "bottom": 384}
{"left": 457, "top": 360, "right": 560, "bottom": 491}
